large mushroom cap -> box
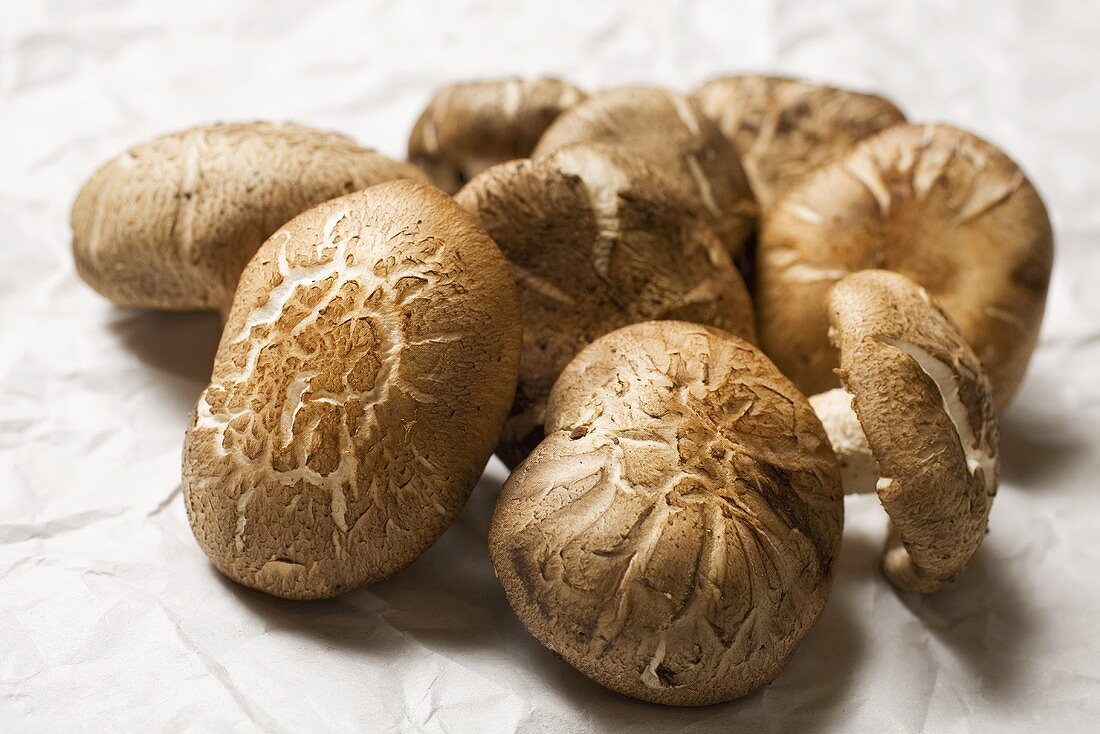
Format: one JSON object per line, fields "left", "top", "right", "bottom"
{"left": 812, "top": 270, "right": 999, "bottom": 593}
{"left": 757, "top": 123, "right": 1054, "bottom": 410}
{"left": 691, "top": 75, "right": 905, "bottom": 208}
{"left": 183, "top": 181, "right": 522, "bottom": 600}
{"left": 71, "top": 121, "right": 428, "bottom": 312}
{"left": 490, "top": 320, "right": 843, "bottom": 706}
{"left": 532, "top": 86, "right": 757, "bottom": 260}
{"left": 407, "top": 77, "right": 586, "bottom": 193}
{"left": 455, "top": 143, "right": 756, "bottom": 467}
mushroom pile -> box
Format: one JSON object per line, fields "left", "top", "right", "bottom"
{"left": 71, "top": 73, "right": 1053, "bottom": 705}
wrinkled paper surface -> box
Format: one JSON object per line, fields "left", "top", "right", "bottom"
{"left": 2, "top": 1, "right": 1099, "bottom": 731}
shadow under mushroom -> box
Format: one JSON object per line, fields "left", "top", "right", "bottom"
{"left": 107, "top": 307, "right": 222, "bottom": 416}
{"left": 895, "top": 539, "right": 1036, "bottom": 702}
{"left": 212, "top": 462, "right": 511, "bottom": 657}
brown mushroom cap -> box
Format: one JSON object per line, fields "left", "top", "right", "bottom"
{"left": 532, "top": 86, "right": 757, "bottom": 259}
{"left": 455, "top": 143, "right": 756, "bottom": 467}
{"left": 692, "top": 75, "right": 905, "bottom": 207}
{"left": 183, "top": 181, "right": 522, "bottom": 600}
{"left": 407, "top": 77, "right": 586, "bottom": 194}
{"left": 71, "top": 121, "right": 428, "bottom": 313}
{"left": 489, "top": 320, "right": 844, "bottom": 706}
{"left": 814, "top": 270, "right": 999, "bottom": 593}
{"left": 757, "top": 123, "right": 1054, "bottom": 410}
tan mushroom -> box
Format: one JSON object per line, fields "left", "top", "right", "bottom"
{"left": 455, "top": 143, "right": 756, "bottom": 467}
{"left": 72, "top": 122, "right": 428, "bottom": 313}
{"left": 808, "top": 270, "right": 999, "bottom": 593}
{"left": 490, "top": 320, "right": 844, "bottom": 705}
{"left": 532, "top": 86, "right": 757, "bottom": 260}
{"left": 407, "top": 77, "right": 586, "bottom": 193}
{"left": 692, "top": 75, "right": 905, "bottom": 207}
{"left": 184, "top": 181, "right": 522, "bottom": 600}
{"left": 757, "top": 123, "right": 1054, "bottom": 410}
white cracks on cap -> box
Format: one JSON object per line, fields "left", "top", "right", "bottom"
{"left": 510, "top": 262, "right": 577, "bottom": 306}
{"left": 641, "top": 633, "right": 671, "bottom": 689}
{"left": 783, "top": 202, "right": 826, "bottom": 225}
{"left": 808, "top": 388, "right": 880, "bottom": 494}
{"left": 664, "top": 92, "right": 723, "bottom": 218}
{"left": 195, "top": 205, "right": 458, "bottom": 546}
{"left": 553, "top": 146, "right": 630, "bottom": 280}
{"left": 175, "top": 129, "right": 207, "bottom": 262}
{"left": 685, "top": 154, "right": 722, "bottom": 218}
{"left": 767, "top": 246, "right": 849, "bottom": 284}
{"left": 877, "top": 337, "right": 997, "bottom": 497}
{"left": 955, "top": 169, "right": 1024, "bottom": 225}
{"left": 281, "top": 370, "right": 319, "bottom": 447}
{"left": 421, "top": 117, "right": 439, "bottom": 154}
{"left": 234, "top": 487, "right": 256, "bottom": 552}
{"left": 910, "top": 135, "right": 953, "bottom": 200}
{"left": 984, "top": 305, "right": 1028, "bottom": 334}
{"left": 422, "top": 86, "right": 455, "bottom": 155}
{"left": 777, "top": 262, "right": 850, "bottom": 285}
{"left": 501, "top": 79, "right": 524, "bottom": 118}
{"left": 843, "top": 157, "right": 893, "bottom": 216}
{"left": 84, "top": 182, "right": 110, "bottom": 257}
{"left": 666, "top": 91, "right": 702, "bottom": 137}
{"left": 558, "top": 84, "right": 583, "bottom": 108}
{"left": 230, "top": 210, "right": 343, "bottom": 351}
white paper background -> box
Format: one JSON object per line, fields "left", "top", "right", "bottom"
{"left": 2, "top": 1, "right": 1098, "bottom": 731}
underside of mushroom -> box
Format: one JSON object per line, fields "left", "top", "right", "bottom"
{"left": 810, "top": 270, "right": 1000, "bottom": 594}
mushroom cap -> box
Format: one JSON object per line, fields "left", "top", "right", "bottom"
{"left": 757, "top": 123, "right": 1053, "bottom": 410}
{"left": 72, "top": 121, "right": 428, "bottom": 312}
{"left": 828, "top": 270, "right": 999, "bottom": 593}
{"left": 691, "top": 75, "right": 905, "bottom": 207}
{"left": 455, "top": 143, "right": 756, "bottom": 467}
{"left": 532, "top": 86, "right": 757, "bottom": 259}
{"left": 407, "top": 77, "right": 586, "bottom": 193}
{"left": 183, "top": 181, "right": 522, "bottom": 600}
{"left": 489, "top": 320, "right": 843, "bottom": 705}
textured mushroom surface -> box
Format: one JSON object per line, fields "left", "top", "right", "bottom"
{"left": 408, "top": 77, "right": 586, "bottom": 193}
{"left": 72, "top": 121, "right": 428, "bottom": 312}
{"left": 757, "top": 123, "right": 1053, "bottom": 409}
{"left": 455, "top": 144, "right": 756, "bottom": 467}
{"left": 183, "top": 181, "right": 522, "bottom": 600}
{"left": 692, "top": 75, "right": 905, "bottom": 207}
{"left": 532, "top": 87, "right": 757, "bottom": 259}
{"left": 489, "top": 321, "right": 843, "bottom": 705}
{"left": 817, "top": 270, "right": 999, "bottom": 593}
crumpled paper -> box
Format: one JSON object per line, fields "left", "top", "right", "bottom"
{"left": 2, "top": 0, "right": 1099, "bottom": 731}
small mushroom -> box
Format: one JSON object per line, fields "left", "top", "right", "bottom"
{"left": 533, "top": 86, "right": 757, "bottom": 260}
{"left": 490, "top": 320, "right": 844, "bottom": 705}
{"left": 692, "top": 75, "right": 905, "bottom": 208}
{"left": 455, "top": 143, "right": 756, "bottom": 467}
{"left": 407, "top": 77, "right": 586, "bottom": 193}
{"left": 808, "top": 270, "right": 999, "bottom": 593}
{"left": 72, "top": 122, "right": 428, "bottom": 312}
{"left": 757, "top": 123, "right": 1054, "bottom": 410}
{"left": 184, "top": 181, "right": 522, "bottom": 599}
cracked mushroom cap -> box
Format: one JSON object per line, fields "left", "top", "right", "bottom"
{"left": 757, "top": 123, "right": 1054, "bottom": 410}
{"left": 489, "top": 321, "right": 843, "bottom": 706}
{"left": 407, "top": 77, "right": 586, "bottom": 194}
{"left": 532, "top": 86, "right": 757, "bottom": 260}
{"left": 183, "top": 181, "right": 522, "bottom": 600}
{"left": 72, "top": 121, "right": 428, "bottom": 313}
{"left": 809, "top": 270, "right": 999, "bottom": 593}
{"left": 691, "top": 75, "right": 905, "bottom": 208}
{"left": 455, "top": 143, "right": 756, "bottom": 468}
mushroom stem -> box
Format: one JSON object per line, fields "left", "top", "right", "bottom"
{"left": 808, "top": 387, "right": 881, "bottom": 494}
